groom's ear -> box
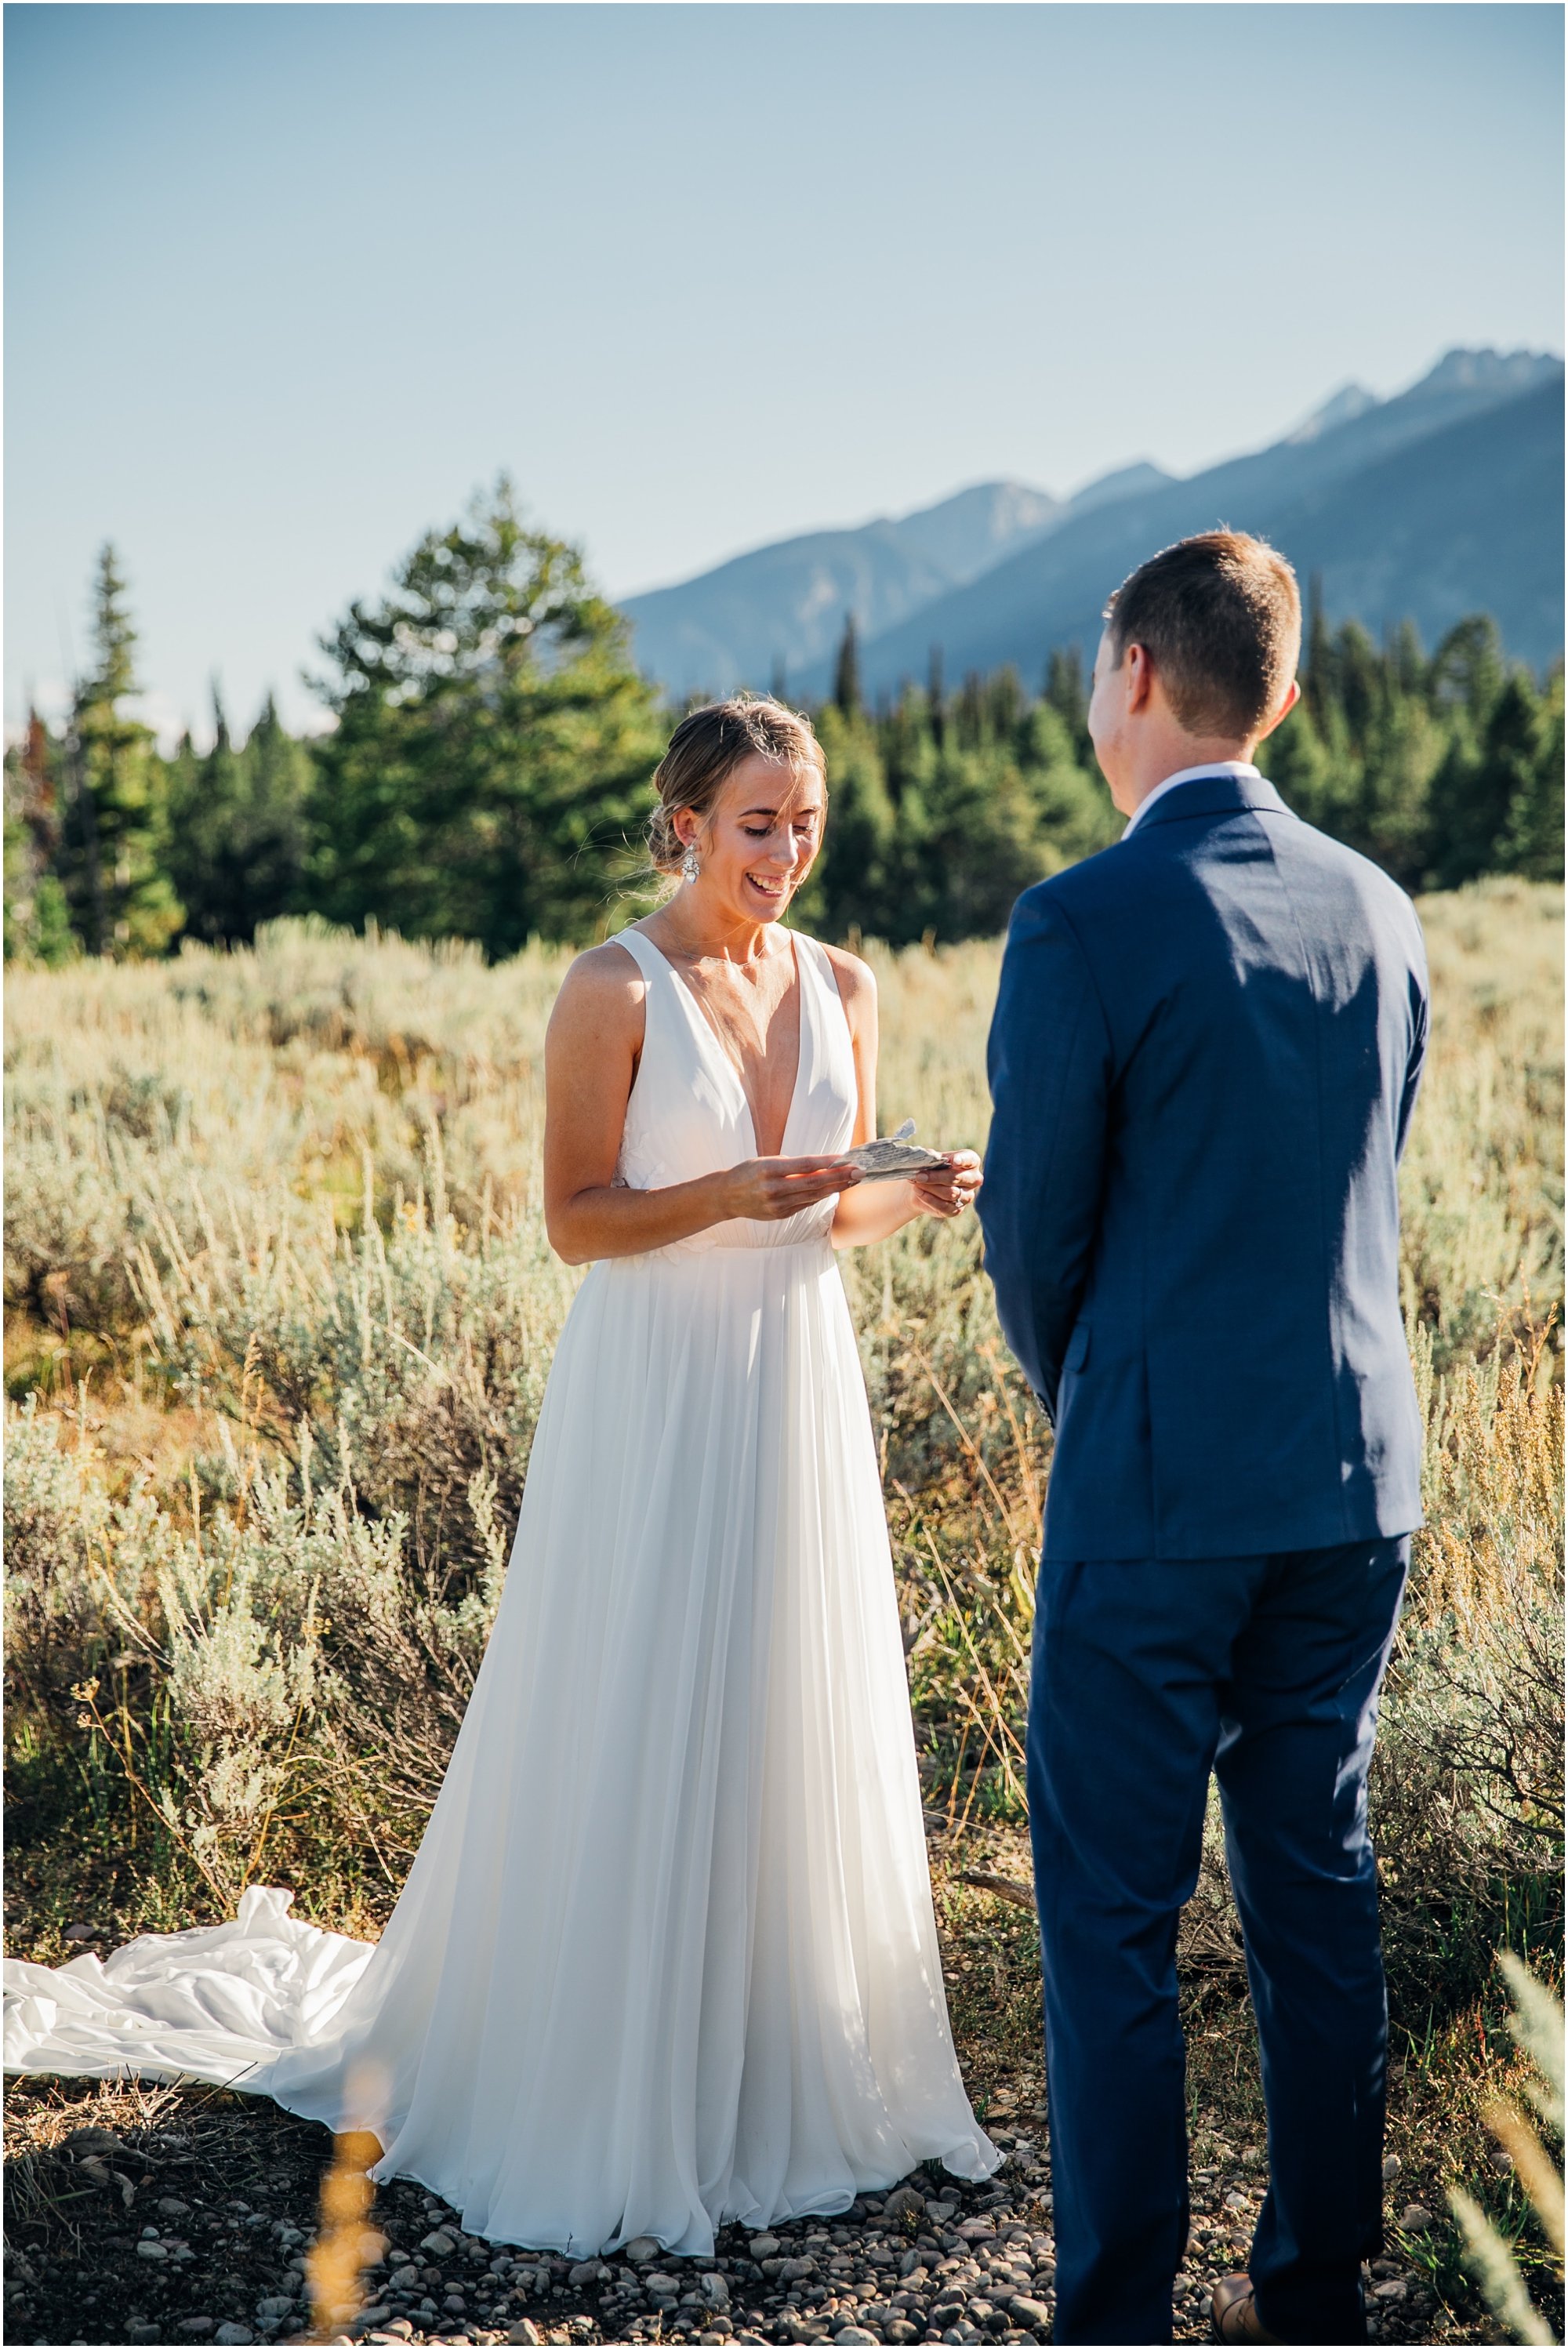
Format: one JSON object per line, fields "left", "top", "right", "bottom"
{"left": 1255, "top": 675, "right": 1301, "bottom": 742}
{"left": 1123, "top": 641, "right": 1158, "bottom": 713}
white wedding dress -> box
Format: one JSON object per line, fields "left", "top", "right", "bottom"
{"left": 4, "top": 927, "right": 999, "bottom": 2255}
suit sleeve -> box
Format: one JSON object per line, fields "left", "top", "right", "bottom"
{"left": 977, "top": 888, "right": 1114, "bottom": 1422}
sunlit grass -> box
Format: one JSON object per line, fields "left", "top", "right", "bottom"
{"left": 4, "top": 880, "right": 1562, "bottom": 2336}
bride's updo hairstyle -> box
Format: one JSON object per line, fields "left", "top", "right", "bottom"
{"left": 647, "top": 695, "right": 827, "bottom": 874}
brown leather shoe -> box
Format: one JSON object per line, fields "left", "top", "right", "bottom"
{"left": 1212, "top": 2274, "right": 1283, "bottom": 2344}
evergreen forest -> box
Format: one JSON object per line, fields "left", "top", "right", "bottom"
{"left": 7, "top": 485, "right": 1563, "bottom": 964}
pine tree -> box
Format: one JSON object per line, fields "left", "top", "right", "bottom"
{"left": 955, "top": 670, "right": 988, "bottom": 751}
{"left": 1429, "top": 615, "right": 1508, "bottom": 723}
{"left": 1425, "top": 621, "right": 1527, "bottom": 888}
{"left": 795, "top": 603, "right": 1563, "bottom": 942}
{"left": 3, "top": 710, "right": 74, "bottom": 963}
{"left": 832, "top": 615, "right": 862, "bottom": 719}
{"left": 985, "top": 666, "right": 1026, "bottom": 740}
{"left": 166, "top": 688, "right": 310, "bottom": 944}
{"left": 798, "top": 703, "right": 897, "bottom": 939}
{"left": 1495, "top": 667, "right": 1565, "bottom": 880}
{"left": 1302, "top": 573, "right": 1334, "bottom": 732}
{"left": 1044, "top": 644, "right": 1091, "bottom": 761}
{"left": 927, "top": 645, "right": 946, "bottom": 750}
{"left": 1390, "top": 619, "right": 1425, "bottom": 699}
{"left": 60, "top": 546, "right": 182, "bottom": 957}
{"left": 305, "top": 477, "right": 666, "bottom": 954}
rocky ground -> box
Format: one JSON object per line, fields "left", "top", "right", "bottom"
{"left": 5, "top": 1824, "right": 1509, "bottom": 2346}
{"left": 4, "top": 2069, "right": 1465, "bottom": 2348}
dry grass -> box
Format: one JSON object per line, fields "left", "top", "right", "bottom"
{"left": 4, "top": 879, "right": 1562, "bottom": 2340}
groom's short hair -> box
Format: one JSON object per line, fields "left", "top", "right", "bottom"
{"left": 1105, "top": 531, "right": 1301, "bottom": 739}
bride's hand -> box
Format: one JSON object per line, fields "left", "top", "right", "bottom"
{"left": 910, "top": 1149, "right": 982, "bottom": 1219}
{"left": 718, "top": 1155, "right": 865, "bottom": 1222}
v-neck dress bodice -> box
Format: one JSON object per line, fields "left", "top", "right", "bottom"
{"left": 4, "top": 925, "right": 999, "bottom": 2259}
{"left": 612, "top": 925, "right": 856, "bottom": 1255}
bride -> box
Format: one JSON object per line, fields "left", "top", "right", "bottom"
{"left": 5, "top": 694, "right": 1001, "bottom": 2256}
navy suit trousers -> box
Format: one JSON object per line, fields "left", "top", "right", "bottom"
{"left": 1027, "top": 1536, "right": 1410, "bottom": 2345}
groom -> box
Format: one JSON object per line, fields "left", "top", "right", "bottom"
{"left": 978, "top": 532, "right": 1429, "bottom": 2347}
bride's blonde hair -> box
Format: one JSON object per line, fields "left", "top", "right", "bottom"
{"left": 646, "top": 695, "right": 827, "bottom": 873}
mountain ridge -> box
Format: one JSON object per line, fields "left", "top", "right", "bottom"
{"left": 618, "top": 347, "right": 1563, "bottom": 695}
{"left": 619, "top": 464, "right": 1170, "bottom": 696}
{"left": 819, "top": 350, "right": 1563, "bottom": 693}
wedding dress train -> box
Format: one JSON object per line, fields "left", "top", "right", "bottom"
{"left": 4, "top": 926, "right": 1000, "bottom": 2254}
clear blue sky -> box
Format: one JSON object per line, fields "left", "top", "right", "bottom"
{"left": 7, "top": 2, "right": 1563, "bottom": 745}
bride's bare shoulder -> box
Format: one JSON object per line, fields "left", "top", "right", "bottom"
{"left": 567, "top": 934, "right": 647, "bottom": 987}
{"left": 546, "top": 936, "right": 647, "bottom": 1046}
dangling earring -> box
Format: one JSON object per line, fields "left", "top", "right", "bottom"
{"left": 681, "top": 844, "right": 700, "bottom": 884}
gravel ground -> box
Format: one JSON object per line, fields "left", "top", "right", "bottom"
{"left": 4, "top": 2075, "right": 1467, "bottom": 2347}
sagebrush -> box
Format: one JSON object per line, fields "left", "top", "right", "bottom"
{"left": 5, "top": 882, "right": 1562, "bottom": 2200}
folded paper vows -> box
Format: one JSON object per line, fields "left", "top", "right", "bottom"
{"left": 842, "top": 1118, "right": 951, "bottom": 1181}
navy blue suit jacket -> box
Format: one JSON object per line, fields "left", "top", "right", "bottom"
{"left": 978, "top": 772, "right": 1429, "bottom": 1562}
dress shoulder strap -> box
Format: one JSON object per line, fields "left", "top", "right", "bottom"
{"left": 791, "top": 931, "right": 850, "bottom": 1037}
{"left": 612, "top": 926, "right": 665, "bottom": 986}
{"left": 790, "top": 930, "right": 834, "bottom": 993}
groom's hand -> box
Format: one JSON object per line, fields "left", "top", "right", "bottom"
{"left": 912, "top": 1149, "right": 982, "bottom": 1219}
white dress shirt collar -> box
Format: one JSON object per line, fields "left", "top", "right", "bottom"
{"left": 1121, "top": 761, "right": 1262, "bottom": 839}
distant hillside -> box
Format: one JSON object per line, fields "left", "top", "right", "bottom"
{"left": 822, "top": 349, "right": 1563, "bottom": 693}
{"left": 1262, "top": 376, "right": 1563, "bottom": 663}
{"left": 617, "top": 348, "right": 1563, "bottom": 701}
{"left": 619, "top": 469, "right": 1167, "bottom": 697}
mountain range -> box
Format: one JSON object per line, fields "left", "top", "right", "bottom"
{"left": 619, "top": 349, "right": 1564, "bottom": 697}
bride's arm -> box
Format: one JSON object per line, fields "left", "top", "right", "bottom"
{"left": 543, "top": 944, "right": 863, "bottom": 1265}
{"left": 823, "top": 949, "right": 982, "bottom": 1249}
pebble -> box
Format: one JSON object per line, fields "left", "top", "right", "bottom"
{"left": 36, "top": 2087, "right": 1471, "bottom": 2349}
